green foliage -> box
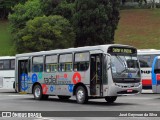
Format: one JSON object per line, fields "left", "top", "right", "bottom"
{"left": 53, "top": 0, "right": 75, "bottom": 20}
{"left": 39, "top": 0, "right": 61, "bottom": 16}
{"left": 0, "top": 0, "right": 27, "bottom": 19}
{"left": 40, "top": 0, "right": 74, "bottom": 20}
{"left": 9, "top": 0, "right": 43, "bottom": 34}
{"left": 16, "top": 15, "right": 75, "bottom": 53}
{"left": 73, "top": 0, "right": 120, "bottom": 47}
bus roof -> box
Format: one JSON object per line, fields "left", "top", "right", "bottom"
{"left": 16, "top": 44, "right": 136, "bottom": 57}
{"left": 138, "top": 49, "right": 160, "bottom": 55}
{"left": 0, "top": 56, "right": 15, "bottom": 60}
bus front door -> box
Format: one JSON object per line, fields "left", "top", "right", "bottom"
{"left": 18, "top": 60, "right": 29, "bottom": 92}
{"left": 90, "top": 54, "right": 103, "bottom": 96}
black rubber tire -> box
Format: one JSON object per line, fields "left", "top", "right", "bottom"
{"left": 76, "top": 86, "right": 88, "bottom": 104}
{"left": 33, "top": 84, "right": 43, "bottom": 100}
{"left": 105, "top": 96, "right": 117, "bottom": 103}
{"left": 58, "top": 95, "right": 71, "bottom": 100}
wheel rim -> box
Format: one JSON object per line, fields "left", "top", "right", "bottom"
{"left": 35, "top": 87, "right": 40, "bottom": 98}
{"left": 77, "top": 89, "right": 84, "bottom": 102}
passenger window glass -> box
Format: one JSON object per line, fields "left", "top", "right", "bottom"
{"left": 0, "top": 61, "right": 3, "bottom": 70}
{"left": 10, "top": 59, "right": 15, "bottom": 69}
{"left": 74, "top": 52, "right": 89, "bottom": 71}
{"left": 45, "top": 55, "right": 57, "bottom": 72}
{"left": 3, "top": 60, "right": 9, "bottom": 69}
{"left": 33, "top": 56, "right": 43, "bottom": 72}
{"left": 59, "top": 54, "right": 72, "bottom": 72}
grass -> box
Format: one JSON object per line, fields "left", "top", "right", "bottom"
{"left": 115, "top": 9, "right": 160, "bottom": 49}
{"left": 0, "top": 20, "right": 15, "bottom": 56}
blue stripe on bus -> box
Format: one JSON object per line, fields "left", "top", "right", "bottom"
{"left": 152, "top": 56, "right": 158, "bottom": 85}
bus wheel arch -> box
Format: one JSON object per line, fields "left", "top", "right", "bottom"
{"left": 32, "top": 82, "right": 41, "bottom": 94}
{"left": 32, "top": 82, "right": 49, "bottom": 100}
{"left": 73, "top": 83, "right": 88, "bottom": 104}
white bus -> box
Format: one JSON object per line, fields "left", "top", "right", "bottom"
{"left": 15, "top": 44, "right": 142, "bottom": 104}
{"left": 138, "top": 49, "right": 160, "bottom": 89}
{"left": 0, "top": 56, "right": 15, "bottom": 89}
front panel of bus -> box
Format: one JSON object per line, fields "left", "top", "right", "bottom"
{"left": 152, "top": 56, "right": 160, "bottom": 93}
{"left": 106, "top": 46, "right": 142, "bottom": 96}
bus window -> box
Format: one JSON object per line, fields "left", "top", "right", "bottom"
{"left": 74, "top": 52, "right": 89, "bottom": 71}
{"left": 59, "top": 54, "right": 72, "bottom": 72}
{"left": 11, "top": 59, "right": 15, "bottom": 69}
{"left": 45, "top": 55, "right": 57, "bottom": 72}
{"left": 0, "top": 61, "right": 3, "bottom": 69}
{"left": 32, "top": 56, "right": 44, "bottom": 72}
{"left": 3, "top": 60, "right": 10, "bottom": 69}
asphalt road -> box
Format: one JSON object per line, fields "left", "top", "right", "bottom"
{"left": 0, "top": 89, "right": 160, "bottom": 120}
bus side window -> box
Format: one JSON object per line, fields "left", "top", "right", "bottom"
{"left": 59, "top": 54, "right": 72, "bottom": 72}
{"left": 32, "top": 56, "right": 44, "bottom": 72}
{"left": 74, "top": 52, "right": 89, "bottom": 71}
{"left": 45, "top": 55, "right": 57, "bottom": 72}
{"left": 0, "top": 60, "right": 3, "bottom": 69}
{"left": 10, "top": 59, "right": 15, "bottom": 69}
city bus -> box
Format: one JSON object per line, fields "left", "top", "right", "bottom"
{"left": 137, "top": 49, "right": 160, "bottom": 89}
{"left": 151, "top": 56, "right": 160, "bottom": 93}
{"left": 15, "top": 44, "right": 142, "bottom": 104}
{"left": 0, "top": 56, "right": 15, "bottom": 89}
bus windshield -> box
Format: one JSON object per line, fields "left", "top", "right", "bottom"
{"left": 111, "top": 55, "right": 140, "bottom": 80}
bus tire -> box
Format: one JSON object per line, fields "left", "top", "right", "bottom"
{"left": 105, "top": 96, "right": 117, "bottom": 103}
{"left": 76, "top": 86, "right": 88, "bottom": 104}
{"left": 58, "top": 96, "right": 71, "bottom": 100}
{"left": 33, "top": 84, "right": 43, "bottom": 100}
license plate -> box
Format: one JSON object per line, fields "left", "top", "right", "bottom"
{"left": 127, "top": 89, "right": 133, "bottom": 92}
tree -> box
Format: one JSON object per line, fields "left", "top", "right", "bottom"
{"left": 8, "top": 0, "right": 43, "bottom": 53}
{"left": 39, "top": 0, "right": 61, "bottom": 16}
{"left": 15, "top": 15, "right": 75, "bottom": 53}
{"left": 40, "top": 0, "right": 74, "bottom": 21}
{"left": 53, "top": 0, "right": 75, "bottom": 20}
{"left": 72, "top": 0, "right": 120, "bottom": 47}
{"left": 0, "top": 0, "right": 27, "bottom": 19}
{"left": 9, "top": 0, "right": 43, "bottom": 34}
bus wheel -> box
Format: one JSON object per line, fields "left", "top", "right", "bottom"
{"left": 58, "top": 96, "right": 71, "bottom": 100}
{"left": 105, "top": 96, "right": 117, "bottom": 103}
{"left": 76, "top": 86, "right": 88, "bottom": 104}
{"left": 33, "top": 84, "right": 43, "bottom": 100}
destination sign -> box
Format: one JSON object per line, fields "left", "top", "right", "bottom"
{"left": 108, "top": 47, "right": 136, "bottom": 55}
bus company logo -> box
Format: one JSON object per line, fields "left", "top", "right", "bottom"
{"left": 44, "top": 75, "right": 57, "bottom": 85}
{"left": 32, "top": 74, "right": 38, "bottom": 83}
{"left": 21, "top": 73, "right": 28, "bottom": 91}
{"left": 72, "top": 72, "right": 81, "bottom": 84}
{"left": 68, "top": 84, "right": 74, "bottom": 92}
{"left": 42, "top": 84, "right": 48, "bottom": 94}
